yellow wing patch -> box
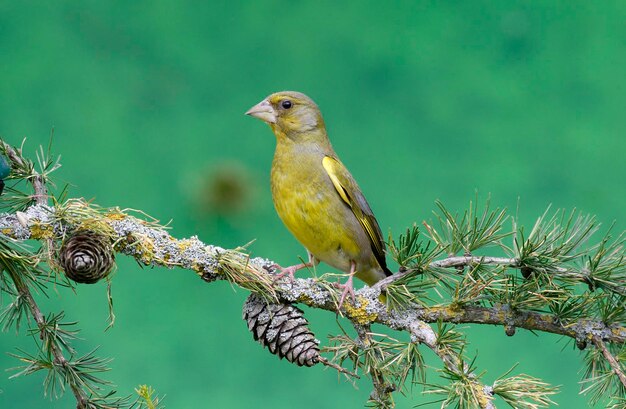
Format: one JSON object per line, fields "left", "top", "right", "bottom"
{"left": 322, "top": 156, "right": 388, "bottom": 273}
{"left": 322, "top": 157, "right": 351, "bottom": 205}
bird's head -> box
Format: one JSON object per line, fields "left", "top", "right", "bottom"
{"left": 245, "top": 91, "right": 326, "bottom": 139}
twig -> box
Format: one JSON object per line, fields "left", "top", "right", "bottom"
{"left": 318, "top": 356, "right": 360, "bottom": 379}
{"left": 1, "top": 143, "right": 89, "bottom": 408}
{"left": 430, "top": 255, "right": 518, "bottom": 269}
{"left": 372, "top": 255, "right": 577, "bottom": 293}
{"left": 406, "top": 320, "right": 495, "bottom": 409}
{"left": 1, "top": 142, "right": 49, "bottom": 203}
{"left": 5, "top": 269, "right": 89, "bottom": 407}
{"left": 373, "top": 256, "right": 519, "bottom": 292}
{"left": 354, "top": 325, "right": 395, "bottom": 406}
{"left": 592, "top": 335, "right": 626, "bottom": 390}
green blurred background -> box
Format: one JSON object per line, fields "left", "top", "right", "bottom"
{"left": 1, "top": 1, "right": 625, "bottom": 408}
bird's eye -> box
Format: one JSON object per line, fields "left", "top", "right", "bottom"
{"left": 281, "top": 100, "right": 293, "bottom": 109}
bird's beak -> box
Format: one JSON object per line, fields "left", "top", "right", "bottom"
{"left": 245, "top": 99, "right": 277, "bottom": 124}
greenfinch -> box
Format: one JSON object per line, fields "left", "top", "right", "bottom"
{"left": 246, "top": 91, "right": 391, "bottom": 306}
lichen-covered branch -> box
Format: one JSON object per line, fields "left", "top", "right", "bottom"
{"left": 1, "top": 204, "right": 624, "bottom": 347}
{"left": 0, "top": 201, "right": 623, "bottom": 407}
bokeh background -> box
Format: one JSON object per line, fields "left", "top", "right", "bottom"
{"left": 1, "top": 1, "right": 625, "bottom": 408}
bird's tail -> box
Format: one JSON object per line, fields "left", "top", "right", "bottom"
{"left": 359, "top": 267, "right": 390, "bottom": 286}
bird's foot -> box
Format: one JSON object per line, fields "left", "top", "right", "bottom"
{"left": 273, "top": 264, "right": 298, "bottom": 283}
{"left": 335, "top": 274, "right": 356, "bottom": 310}
{"left": 272, "top": 262, "right": 310, "bottom": 283}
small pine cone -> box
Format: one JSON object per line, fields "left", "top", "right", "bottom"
{"left": 59, "top": 230, "right": 115, "bottom": 284}
{"left": 243, "top": 293, "right": 320, "bottom": 367}
{"left": 504, "top": 324, "right": 516, "bottom": 336}
{"left": 520, "top": 266, "right": 533, "bottom": 279}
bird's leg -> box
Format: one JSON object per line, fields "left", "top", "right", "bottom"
{"left": 336, "top": 261, "right": 357, "bottom": 310}
{"left": 273, "top": 262, "right": 310, "bottom": 282}
{"left": 273, "top": 252, "right": 318, "bottom": 282}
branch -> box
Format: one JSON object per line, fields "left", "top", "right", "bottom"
{"left": 592, "top": 336, "right": 626, "bottom": 390}
{"left": 5, "top": 268, "right": 90, "bottom": 407}
{"left": 2, "top": 204, "right": 625, "bottom": 346}
{"left": 406, "top": 320, "right": 495, "bottom": 408}
{"left": 1, "top": 142, "right": 91, "bottom": 408}
{"left": 373, "top": 255, "right": 573, "bottom": 291}
{"left": 353, "top": 324, "right": 396, "bottom": 406}
{"left": 1, "top": 202, "right": 624, "bottom": 407}
{"left": 2, "top": 141, "right": 49, "bottom": 203}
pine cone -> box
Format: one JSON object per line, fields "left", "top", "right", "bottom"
{"left": 59, "top": 230, "right": 115, "bottom": 284}
{"left": 243, "top": 293, "right": 320, "bottom": 367}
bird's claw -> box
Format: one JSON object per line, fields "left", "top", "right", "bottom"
{"left": 272, "top": 264, "right": 297, "bottom": 283}
{"left": 335, "top": 275, "right": 356, "bottom": 310}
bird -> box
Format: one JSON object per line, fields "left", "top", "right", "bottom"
{"left": 0, "top": 153, "right": 10, "bottom": 196}
{"left": 245, "top": 91, "right": 391, "bottom": 307}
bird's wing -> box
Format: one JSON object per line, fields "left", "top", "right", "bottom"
{"left": 322, "top": 156, "right": 391, "bottom": 275}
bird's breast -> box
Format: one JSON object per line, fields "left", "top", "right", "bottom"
{"left": 270, "top": 148, "right": 361, "bottom": 272}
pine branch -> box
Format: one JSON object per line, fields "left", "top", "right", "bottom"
{"left": 0, "top": 141, "right": 93, "bottom": 408}
{"left": 592, "top": 336, "right": 626, "bottom": 390}
{"left": 2, "top": 205, "right": 625, "bottom": 346}
{"left": 5, "top": 268, "right": 92, "bottom": 407}
{"left": 1, "top": 140, "right": 51, "bottom": 204}
{"left": 373, "top": 255, "right": 520, "bottom": 291}
{"left": 4, "top": 203, "right": 623, "bottom": 406}
{"left": 408, "top": 320, "right": 495, "bottom": 408}
{"left": 353, "top": 325, "right": 396, "bottom": 407}
{"left": 134, "top": 385, "right": 165, "bottom": 409}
